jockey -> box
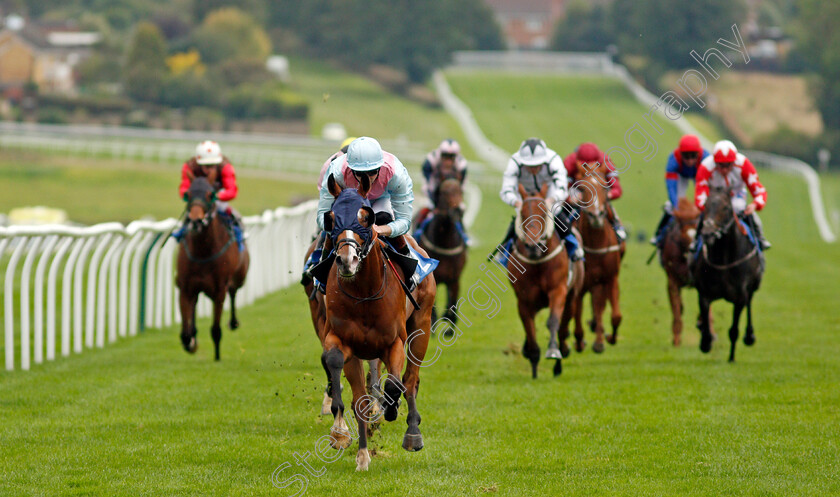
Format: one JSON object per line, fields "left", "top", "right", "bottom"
{"left": 498, "top": 138, "right": 583, "bottom": 261}
{"left": 173, "top": 140, "right": 244, "bottom": 250}
{"left": 563, "top": 142, "right": 626, "bottom": 242}
{"left": 415, "top": 138, "right": 468, "bottom": 226}
{"left": 694, "top": 140, "right": 770, "bottom": 250}
{"left": 651, "top": 134, "right": 709, "bottom": 246}
{"left": 304, "top": 136, "right": 419, "bottom": 288}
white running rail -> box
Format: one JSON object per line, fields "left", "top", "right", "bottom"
{"left": 0, "top": 200, "right": 318, "bottom": 371}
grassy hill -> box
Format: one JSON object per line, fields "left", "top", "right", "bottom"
{"left": 1, "top": 71, "right": 839, "bottom": 496}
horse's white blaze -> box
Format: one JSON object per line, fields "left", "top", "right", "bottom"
{"left": 356, "top": 448, "right": 371, "bottom": 471}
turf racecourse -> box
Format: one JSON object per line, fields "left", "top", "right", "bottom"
{"left": 2, "top": 73, "right": 840, "bottom": 496}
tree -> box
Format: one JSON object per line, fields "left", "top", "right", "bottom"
{"left": 192, "top": 7, "right": 272, "bottom": 64}
{"left": 611, "top": 0, "right": 747, "bottom": 69}
{"left": 797, "top": 0, "right": 840, "bottom": 130}
{"left": 124, "top": 22, "right": 167, "bottom": 102}
{"left": 552, "top": 1, "right": 615, "bottom": 52}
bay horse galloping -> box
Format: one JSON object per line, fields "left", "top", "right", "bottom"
{"left": 176, "top": 176, "right": 250, "bottom": 360}
{"left": 417, "top": 178, "right": 467, "bottom": 325}
{"left": 658, "top": 198, "right": 713, "bottom": 346}
{"left": 574, "top": 164, "right": 625, "bottom": 353}
{"left": 693, "top": 186, "right": 764, "bottom": 362}
{"left": 321, "top": 173, "right": 436, "bottom": 471}
{"left": 509, "top": 183, "right": 583, "bottom": 378}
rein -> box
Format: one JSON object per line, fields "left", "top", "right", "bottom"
{"left": 701, "top": 243, "right": 759, "bottom": 270}
{"left": 337, "top": 258, "right": 388, "bottom": 304}
{"left": 513, "top": 240, "right": 564, "bottom": 264}
{"left": 583, "top": 243, "right": 622, "bottom": 254}
{"left": 181, "top": 198, "right": 235, "bottom": 264}
{"left": 420, "top": 231, "right": 465, "bottom": 256}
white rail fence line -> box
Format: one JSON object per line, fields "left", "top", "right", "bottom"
{"left": 0, "top": 200, "right": 318, "bottom": 372}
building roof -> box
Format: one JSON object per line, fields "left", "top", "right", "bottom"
{"left": 484, "top": 0, "right": 564, "bottom": 17}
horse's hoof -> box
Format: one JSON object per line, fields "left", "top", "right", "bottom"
{"left": 402, "top": 431, "right": 424, "bottom": 452}
{"left": 588, "top": 319, "right": 596, "bottom": 332}
{"left": 443, "top": 328, "right": 454, "bottom": 338}
{"left": 574, "top": 340, "right": 586, "bottom": 353}
{"left": 592, "top": 341, "right": 605, "bottom": 354}
{"left": 383, "top": 402, "right": 399, "bottom": 422}
{"left": 673, "top": 336, "right": 682, "bottom": 347}
{"left": 553, "top": 359, "right": 563, "bottom": 377}
{"left": 545, "top": 347, "right": 562, "bottom": 360}
{"left": 744, "top": 334, "right": 755, "bottom": 346}
{"left": 229, "top": 318, "right": 239, "bottom": 331}
{"left": 187, "top": 337, "right": 198, "bottom": 354}
{"left": 560, "top": 342, "right": 571, "bottom": 358}
{"left": 699, "top": 334, "right": 713, "bottom": 353}
{"left": 606, "top": 334, "right": 617, "bottom": 345}
{"left": 356, "top": 449, "right": 371, "bottom": 471}
{"left": 329, "top": 430, "right": 352, "bottom": 450}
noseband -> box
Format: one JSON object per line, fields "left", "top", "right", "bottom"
{"left": 335, "top": 234, "right": 373, "bottom": 262}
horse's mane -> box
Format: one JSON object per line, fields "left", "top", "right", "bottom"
{"left": 188, "top": 176, "right": 214, "bottom": 198}
{"left": 673, "top": 197, "right": 700, "bottom": 222}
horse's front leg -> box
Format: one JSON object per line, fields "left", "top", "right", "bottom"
{"left": 667, "top": 276, "right": 683, "bottom": 346}
{"left": 728, "top": 302, "right": 744, "bottom": 363}
{"left": 698, "top": 295, "right": 713, "bottom": 353}
{"left": 545, "top": 286, "right": 568, "bottom": 376}
{"left": 442, "top": 280, "right": 461, "bottom": 329}
{"left": 517, "top": 301, "right": 540, "bottom": 378}
{"left": 179, "top": 289, "right": 199, "bottom": 353}
{"left": 591, "top": 284, "right": 607, "bottom": 354}
{"left": 344, "top": 358, "right": 371, "bottom": 471}
{"left": 211, "top": 289, "right": 226, "bottom": 361}
{"left": 606, "top": 276, "right": 622, "bottom": 345}
{"left": 572, "top": 290, "right": 586, "bottom": 353}
{"left": 402, "top": 320, "right": 431, "bottom": 452}
{"left": 381, "top": 336, "right": 406, "bottom": 422}
{"left": 743, "top": 293, "right": 756, "bottom": 346}
{"left": 322, "top": 330, "right": 353, "bottom": 449}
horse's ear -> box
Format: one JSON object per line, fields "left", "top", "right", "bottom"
{"left": 328, "top": 174, "right": 342, "bottom": 197}
{"left": 358, "top": 172, "right": 371, "bottom": 198}
{"left": 358, "top": 206, "right": 375, "bottom": 228}
{"left": 323, "top": 211, "right": 334, "bottom": 232}
{"left": 517, "top": 183, "right": 527, "bottom": 200}
{"left": 539, "top": 182, "right": 549, "bottom": 198}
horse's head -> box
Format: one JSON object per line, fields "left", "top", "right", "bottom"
{"left": 326, "top": 173, "right": 376, "bottom": 278}
{"left": 185, "top": 177, "right": 216, "bottom": 233}
{"left": 435, "top": 178, "right": 463, "bottom": 221}
{"left": 673, "top": 197, "right": 701, "bottom": 248}
{"left": 573, "top": 165, "right": 608, "bottom": 229}
{"left": 515, "top": 182, "right": 555, "bottom": 256}
{"left": 700, "top": 186, "right": 735, "bottom": 246}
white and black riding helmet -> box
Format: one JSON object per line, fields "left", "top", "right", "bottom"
{"left": 516, "top": 138, "right": 549, "bottom": 166}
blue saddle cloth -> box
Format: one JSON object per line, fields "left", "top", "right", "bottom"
{"left": 406, "top": 243, "right": 439, "bottom": 284}
{"left": 413, "top": 216, "right": 469, "bottom": 244}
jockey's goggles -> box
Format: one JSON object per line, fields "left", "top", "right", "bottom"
{"left": 681, "top": 152, "right": 698, "bottom": 159}
{"left": 354, "top": 168, "right": 380, "bottom": 178}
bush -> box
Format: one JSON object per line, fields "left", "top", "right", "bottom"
{"left": 160, "top": 74, "right": 220, "bottom": 109}
{"left": 184, "top": 107, "right": 225, "bottom": 131}
{"left": 222, "top": 83, "right": 308, "bottom": 120}
{"left": 38, "top": 94, "right": 133, "bottom": 115}
{"left": 36, "top": 106, "right": 68, "bottom": 124}
{"left": 753, "top": 126, "right": 820, "bottom": 163}
{"left": 215, "top": 58, "right": 273, "bottom": 87}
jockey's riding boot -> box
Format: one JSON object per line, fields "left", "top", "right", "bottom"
{"left": 606, "top": 203, "right": 627, "bottom": 243}
{"left": 748, "top": 213, "right": 771, "bottom": 250}
{"left": 390, "top": 234, "right": 411, "bottom": 256}
{"left": 651, "top": 211, "right": 672, "bottom": 246}
{"left": 301, "top": 231, "right": 327, "bottom": 286}
{"left": 172, "top": 222, "right": 186, "bottom": 241}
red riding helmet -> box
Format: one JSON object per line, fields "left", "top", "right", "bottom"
{"left": 678, "top": 134, "right": 703, "bottom": 155}
{"left": 712, "top": 140, "right": 738, "bottom": 164}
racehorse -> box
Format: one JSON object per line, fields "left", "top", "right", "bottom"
{"left": 416, "top": 178, "right": 467, "bottom": 325}
{"left": 302, "top": 237, "right": 384, "bottom": 419}
{"left": 321, "top": 173, "right": 436, "bottom": 471}
{"left": 176, "top": 176, "right": 250, "bottom": 361}
{"left": 508, "top": 183, "right": 583, "bottom": 378}
{"left": 658, "top": 198, "right": 713, "bottom": 346}
{"left": 573, "top": 164, "right": 624, "bottom": 353}
{"left": 692, "top": 186, "right": 764, "bottom": 362}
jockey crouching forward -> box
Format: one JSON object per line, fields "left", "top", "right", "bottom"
{"left": 303, "top": 136, "right": 421, "bottom": 290}
{"left": 693, "top": 140, "right": 771, "bottom": 251}
{"left": 564, "top": 142, "right": 626, "bottom": 242}
{"left": 651, "top": 134, "right": 709, "bottom": 247}
{"left": 173, "top": 140, "right": 245, "bottom": 250}
{"left": 415, "top": 138, "right": 468, "bottom": 227}
{"left": 498, "top": 138, "right": 583, "bottom": 261}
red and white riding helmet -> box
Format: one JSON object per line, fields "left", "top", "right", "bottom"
{"left": 712, "top": 140, "right": 738, "bottom": 164}
{"left": 438, "top": 138, "right": 461, "bottom": 156}
{"left": 196, "top": 140, "right": 223, "bottom": 165}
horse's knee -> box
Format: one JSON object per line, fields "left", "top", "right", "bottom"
{"left": 323, "top": 348, "right": 344, "bottom": 373}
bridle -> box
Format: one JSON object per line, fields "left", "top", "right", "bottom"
{"left": 334, "top": 234, "right": 387, "bottom": 304}
{"left": 515, "top": 195, "right": 555, "bottom": 246}
{"left": 181, "top": 191, "right": 235, "bottom": 264}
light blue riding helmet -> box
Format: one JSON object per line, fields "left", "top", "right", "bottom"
{"left": 346, "top": 136, "right": 385, "bottom": 172}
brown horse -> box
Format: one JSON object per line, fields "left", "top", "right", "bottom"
{"left": 321, "top": 173, "right": 436, "bottom": 471}
{"left": 302, "top": 237, "right": 384, "bottom": 418}
{"left": 176, "top": 176, "right": 249, "bottom": 360}
{"left": 508, "top": 183, "right": 583, "bottom": 378}
{"left": 658, "top": 198, "right": 713, "bottom": 346}
{"left": 416, "top": 178, "right": 467, "bottom": 326}
{"left": 573, "top": 165, "right": 624, "bottom": 353}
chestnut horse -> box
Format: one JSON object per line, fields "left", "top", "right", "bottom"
{"left": 658, "top": 198, "right": 714, "bottom": 346}
{"left": 692, "top": 186, "right": 764, "bottom": 362}
{"left": 508, "top": 183, "right": 583, "bottom": 378}
{"left": 302, "top": 237, "right": 384, "bottom": 418}
{"left": 573, "top": 165, "right": 624, "bottom": 353}
{"left": 321, "top": 173, "right": 436, "bottom": 471}
{"left": 176, "top": 176, "right": 249, "bottom": 360}
{"left": 417, "top": 178, "right": 467, "bottom": 325}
